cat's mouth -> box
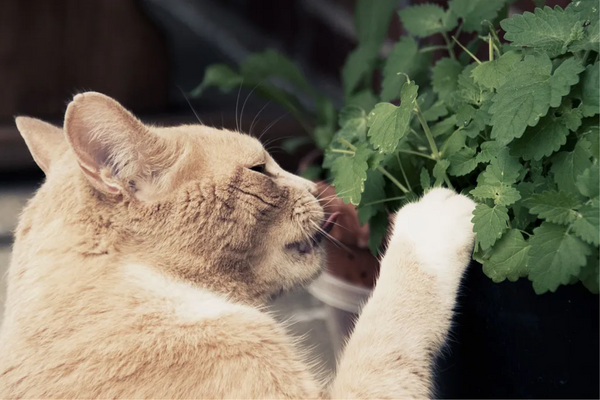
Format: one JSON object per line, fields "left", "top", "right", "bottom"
{"left": 286, "top": 212, "right": 340, "bottom": 254}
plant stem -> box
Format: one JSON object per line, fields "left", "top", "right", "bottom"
{"left": 396, "top": 154, "right": 412, "bottom": 192}
{"left": 331, "top": 149, "right": 355, "bottom": 155}
{"left": 488, "top": 34, "right": 494, "bottom": 61}
{"left": 420, "top": 45, "right": 448, "bottom": 53}
{"left": 397, "top": 149, "right": 435, "bottom": 160}
{"left": 414, "top": 106, "right": 441, "bottom": 160}
{"left": 339, "top": 138, "right": 357, "bottom": 151}
{"left": 441, "top": 32, "right": 456, "bottom": 59}
{"left": 452, "top": 36, "right": 482, "bottom": 64}
{"left": 454, "top": 21, "right": 463, "bottom": 43}
{"left": 378, "top": 166, "right": 410, "bottom": 193}
{"left": 360, "top": 196, "right": 407, "bottom": 207}
{"left": 583, "top": 49, "right": 591, "bottom": 63}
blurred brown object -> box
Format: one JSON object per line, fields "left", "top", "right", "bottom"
{"left": 0, "top": 0, "right": 169, "bottom": 122}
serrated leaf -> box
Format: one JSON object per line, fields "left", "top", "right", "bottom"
{"left": 528, "top": 222, "right": 592, "bottom": 294}
{"left": 482, "top": 148, "right": 523, "bottom": 185}
{"left": 432, "top": 115, "right": 458, "bottom": 137}
{"left": 510, "top": 115, "right": 570, "bottom": 161}
{"left": 456, "top": 64, "right": 492, "bottom": 106}
{"left": 471, "top": 51, "right": 522, "bottom": 90}
{"left": 567, "top": 0, "right": 599, "bottom": 52}
{"left": 347, "top": 89, "right": 378, "bottom": 112}
{"left": 367, "top": 82, "right": 418, "bottom": 153}
{"left": 576, "top": 163, "right": 600, "bottom": 199}
{"left": 476, "top": 141, "right": 502, "bottom": 164}
{"left": 399, "top": 4, "right": 458, "bottom": 38}
{"left": 334, "top": 106, "right": 368, "bottom": 146}
{"left": 448, "top": 147, "right": 478, "bottom": 176}
{"left": 577, "top": 62, "right": 599, "bottom": 117}
{"left": 472, "top": 203, "right": 510, "bottom": 250}
{"left": 560, "top": 105, "right": 583, "bottom": 131}
{"left": 551, "top": 139, "right": 593, "bottom": 194}
{"left": 501, "top": 6, "right": 585, "bottom": 58}
{"left": 432, "top": 58, "right": 463, "bottom": 105}
{"left": 331, "top": 143, "right": 371, "bottom": 205}
{"left": 449, "top": 0, "right": 508, "bottom": 32}
{"left": 482, "top": 229, "right": 530, "bottom": 283}
{"left": 572, "top": 199, "right": 600, "bottom": 246}
{"left": 471, "top": 184, "right": 521, "bottom": 206}
{"left": 420, "top": 168, "right": 431, "bottom": 191}
{"left": 381, "top": 37, "right": 429, "bottom": 102}
{"left": 579, "top": 121, "right": 600, "bottom": 159}
{"left": 526, "top": 190, "right": 582, "bottom": 224}
{"left": 490, "top": 54, "right": 585, "bottom": 145}
{"left": 433, "top": 159, "right": 450, "bottom": 186}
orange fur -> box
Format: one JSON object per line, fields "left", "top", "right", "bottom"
{"left": 0, "top": 92, "right": 475, "bottom": 398}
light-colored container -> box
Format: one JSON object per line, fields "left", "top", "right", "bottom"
{"left": 308, "top": 271, "right": 373, "bottom": 355}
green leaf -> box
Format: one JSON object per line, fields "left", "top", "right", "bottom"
{"left": 471, "top": 184, "right": 521, "bottom": 206}
{"left": 456, "top": 64, "right": 492, "bottom": 106}
{"left": 510, "top": 115, "right": 570, "bottom": 161}
{"left": 501, "top": 6, "right": 585, "bottom": 58}
{"left": 420, "top": 168, "right": 432, "bottom": 191}
{"left": 481, "top": 148, "right": 523, "bottom": 185}
{"left": 331, "top": 143, "right": 371, "bottom": 205}
{"left": 381, "top": 37, "right": 429, "bottom": 102}
{"left": 346, "top": 89, "right": 378, "bottom": 112}
{"left": 241, "top": 50, "right": 316, "bottom": 96}
{"left": 334, "top": 106, "right": 368, "bottom": 146}
{"left": 526, "top": 190, "right": 582, "bottom": 224}
{"left": 490, "top": 55, "right": 585, "bottom": 145}
{"left": 567, "top": 0, "right": 599, "bottom": 52}
{"left": 577, "top": 62, "right": 599, "bottom": 118}
{"left": 448, "top": 147, "right": 478, "bottom": 176}
{"left": 482, "top": 229, "right": 530, "bottom": 283}
{"left": 433, "top": 159, "right": 451, "bottom": 186}
{"left": 192, "top": 64, "right": 243, "bottom": 96}
{"left": 399, "top": 4, "right": 458, "bottom": 38}
{"left": 580, "top": 249, "right": 599, "bottom": 294}
{"left": 576, "top": 164, "right": 600, "bottom": 199}
{"left": 560, "top": 104, "right": 583, "bottom": 131}
{"left": 476, "top": 141, "right": 502, "bottom": 164}
{"left": 449, "top": 0, "right": 508, "bottom": 32}
{"left": 472, "top": 204, "right": 510, "bottom": 250}
{"left": 342, "top": 45, "right": 379, "bottom": 96}
{"left": 368, "top": 211, "right": 390, "bottom": 256}
{"left": 471, "top": 51, "right": 522, "bottom": 90}
{"left": 432, "top": 115, "right": 458, "bottom": 137}
{"left": 357, "top": 170, "right": 387, "bottom": 224}
{"left": 355, "top": 0, "right": 399, "bottom": 45}
{"left": 423, "top": 101, "right": 448, "bottom": 122}
{"left": 551, "top": 139, "right": 593, "bottom": 194}
{"left": 432, "top": 58, "right": 463, "bottom": 105}
{"left": 528, "top": 222, "right": 592, "bottom": 294}
{"left": 572, "top": 199, "right": 600, "bottom": 246}
{"left": 579, "top": 121, "right": 600, "bottom": 159}
{"left": 367, "top": 81, "right": 418, "bottom": 153}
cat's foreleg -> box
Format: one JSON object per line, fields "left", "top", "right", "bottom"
{"left": 330, "top": 188, "right": 476, "bottom": 399}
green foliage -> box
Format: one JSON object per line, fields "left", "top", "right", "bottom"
{"left": 197, "top": 0, "right": 599, "bottom": 294}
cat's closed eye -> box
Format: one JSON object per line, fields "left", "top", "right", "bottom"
{"left": 249, "top": 164, "right": 266, "bottom": 174}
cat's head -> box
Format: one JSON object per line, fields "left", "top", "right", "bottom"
{"left": 16, "top": 92, "right": 335, "bottom": 304}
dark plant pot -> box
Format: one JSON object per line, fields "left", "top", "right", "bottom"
{"left": 434, "top": 260, "right": 600, "bottom": 399}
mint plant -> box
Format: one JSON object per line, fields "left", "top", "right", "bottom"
{"left": 194, "top": 0, "right": 599, "bottom": 294}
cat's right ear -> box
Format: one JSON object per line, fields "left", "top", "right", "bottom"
{"left": 15, "top": 117, "right": 68, "bottom": 175}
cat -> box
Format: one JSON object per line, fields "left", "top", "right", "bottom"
{"left": 0, "top": 92, "right": 476, "bottom": 398}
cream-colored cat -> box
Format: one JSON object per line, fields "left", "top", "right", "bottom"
{"left": 0, "top": 92, "right": 476, "bottom": 398}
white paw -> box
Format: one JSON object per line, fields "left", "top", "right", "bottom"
{"left": 390, "top": 188, "right": 476, "bottom": 283}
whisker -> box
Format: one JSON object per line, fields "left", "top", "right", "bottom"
{"left": 249, "top": 100, "right": 272, "bottom": 137}
{"left": 240, "top": 82, "right": 261, "bottom": 134}
{"left": 178, "top": 86, "right": 203, "bottom": 124}
{"left": 258, "top": 113, "right": 288, "bottom": 142}
{"left": 235, "top": 79, "right": 245, "bottom": 132}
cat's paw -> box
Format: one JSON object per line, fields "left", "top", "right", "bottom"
{"left": 390, "top": 188, "right": 476, "bottom": 283}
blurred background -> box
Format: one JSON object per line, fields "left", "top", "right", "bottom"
{"left": 0, "top": 0, "right": 596, "bottom": 399}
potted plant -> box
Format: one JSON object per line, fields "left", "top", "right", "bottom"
{"left": 194, "top": 0, "right": 599, "bottom": 396}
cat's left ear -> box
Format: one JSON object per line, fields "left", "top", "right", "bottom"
{"left": 15, "top": 117, "right": 68, "bottom": 175}
{"left": 64, "top": 92, "right": 168, "bottom": 196}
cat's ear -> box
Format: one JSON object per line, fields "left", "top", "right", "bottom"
{"left": 15, "top": 117, "right": 68, "bottom": 175}
{"left": 64, "top": 92, "right": 167, "bottom": 195}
